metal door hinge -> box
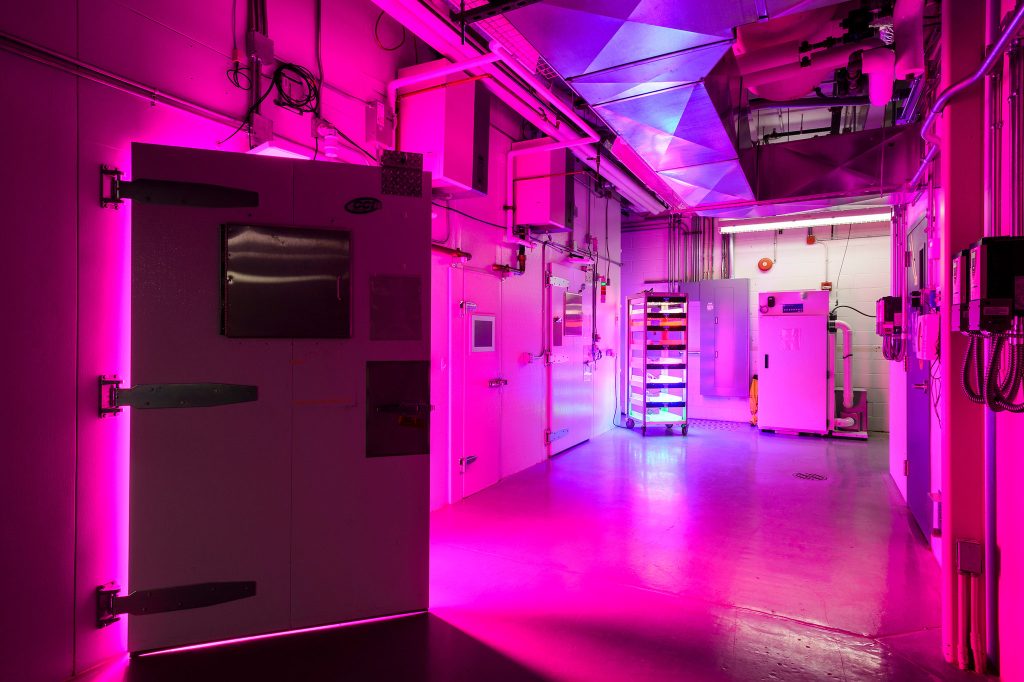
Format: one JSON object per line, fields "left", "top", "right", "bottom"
{"left": 375, "top": 402, "right": 434, "bottom": 415}
{"left": 100, "top": 166, "right": 259, "bottom": 209}
{"left": 904, "top": 459, "right": 909, "bottom": 476}
{"left": 98, "top": 376, "right": 258, "bottom": 416}
{"left": 546, "top": 428, "right": 569, "bottom": 444}
{"left": 488, "top": 378, "right": 508, "bottom": 388}
{"left": 96, "top": 581, "right": 256, "bottom": 628}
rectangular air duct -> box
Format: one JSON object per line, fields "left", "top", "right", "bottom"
{"left": 397, "top": 60, "right": 490, "bottom": 196}
{"left": 513, "top": 146, "right": 574, "bottom": 233}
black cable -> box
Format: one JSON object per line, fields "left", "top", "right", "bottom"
{"left": 833, "top": 223, "right": 853, "bottom": 304}
{"left": 832, "top": 305, "right": 876, "bottom": 318}
{"left": 220, "top": 61, "right": 321, "bottom": 145}
{"left": 315, "top": 0, "right": 324, "bottom": 115}
{"left": 226, "top": 0, "right": 251, "bottom": 90}
{"left": 335, "top": 127, "right": 377, "bottom": 161}
{"left": 962, "top": 335, "right": 986, "bottom": 405}
{"left": 985, "top": 336, "right": 1024, "bottom": 412}
{"left": 431, "top": 201, "right": 505, "bottom": 229}
{"left": 374, "top": 11, "right": 406, "bottom": 51}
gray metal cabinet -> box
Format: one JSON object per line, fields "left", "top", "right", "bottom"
{"left": 699, "top": 278, "right": 750, "bottom": 397}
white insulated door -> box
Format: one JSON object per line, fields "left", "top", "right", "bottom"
{"left": 457, "top": 270, "right": 502, "bottom": 498}
{"left": 128, "top": 143, "right": 429, "bottom": 652}
{"left": 547, "top": 262, "right": 594, "bottom": 454}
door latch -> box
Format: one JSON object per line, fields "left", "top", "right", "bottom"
{"left": 488, "top": 378, "right": 508, "bottom": 388}
{"left": 96, "top": 580, "right": 257, "bottom": 628}
{"left": 98, "top": 376, "right": 258, "bottom": 417}
{"left": 459, "top": 455, "right": 478, "bottom": 472}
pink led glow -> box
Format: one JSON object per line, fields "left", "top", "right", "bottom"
{"left": 247, "top": 141, "right": 311, "bottom": 159}
{"left": 137, "top": 611, "right": 426, "bottom": 657}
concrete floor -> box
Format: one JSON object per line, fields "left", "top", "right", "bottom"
{"left": 88, "top": 422, "right": 976, "bottom": 681}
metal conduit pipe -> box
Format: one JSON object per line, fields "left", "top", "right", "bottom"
{"left": 909, "top": 1, "right": 1024, "bottom": 188}
{"left": 833, "top": 319, "right": 855, "bottom": 409}
{"left": 371, "top": 0, "right": 668, "bottom": 215}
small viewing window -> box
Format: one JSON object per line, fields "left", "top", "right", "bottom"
{"left": 471, "top": 315, "right": 496, "bottom": 352}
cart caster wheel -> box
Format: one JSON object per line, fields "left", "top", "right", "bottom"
{"left": 641, "top": 427, "right": 647, "bottom": 436}
{"left": 665, "top": 424, "right": 673, "bottom": 432}
{"left": 625, "top": 418, "right": 636, "bottom": 429}
{"left": 681, "top": 425, "right": 689, "bottom": 436}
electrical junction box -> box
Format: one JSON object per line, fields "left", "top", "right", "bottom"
{"left": 914, "top": 313, "right": 939, "bottom": 362}
{"left": 396, "top": 59, "right": 490, "bottom": 196}
{"left": 875, "top": 295, "right": 902, "bottom": 337}
{"left": 951, "top": 249, "right": 969, "bottom": 333}
{"left": 513, "top": 143, "right": 575, "bottom": 234}
{"left": 967, "top": 236, "right": 1024, "bottom": 332}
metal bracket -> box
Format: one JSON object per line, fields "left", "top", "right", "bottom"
{"left": 956, "top": 540, "right": 983, "bottom": 575}
{"left": 98, "top": 376, "right": 258, "bottom": 417}
{"left": 547, "top": 275, "right": 570, "bottom": 288}
{"left": 96, "top": 581, "right": 256, "bottom": 628}
{"left": 546, "top": 428, "right": 569, "bottom": 444}
{"left": 375, "top": 402, "right": 434, "bottom": 415}
{"left": 450, "top": 0, "right": 541, "bottom": 24}
{"left": 100, "top": 165, "right": 259, "bottom": 209}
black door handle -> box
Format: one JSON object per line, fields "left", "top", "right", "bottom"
{"left": 764, "top": 354, "right": 769, "bottom": 369}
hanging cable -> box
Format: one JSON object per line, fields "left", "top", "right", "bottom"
{"left": 962, "top": 335, "right": 987, "bottom": 404}
{"left": 221, "top": 61, "right": 321, "bottom": 144}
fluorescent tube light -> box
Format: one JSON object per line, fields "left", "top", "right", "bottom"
{"left": 717, "top": 208, "right": 892, "bottom": 234}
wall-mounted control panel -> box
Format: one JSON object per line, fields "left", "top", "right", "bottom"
{"left": 875, "top": 295, "right": 902, "bottom": 337}
{"left": 963, "top": 236, "right": 1024, "bottom": 333}
{"left": 951, "top": 249, "right": 969, "bottom": 333}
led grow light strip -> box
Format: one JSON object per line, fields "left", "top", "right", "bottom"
{"left": 717, "top": 209, "right": 892, "bottom": 234}
{"left": 137, "top": 611, "right": 425, "bottom": 657}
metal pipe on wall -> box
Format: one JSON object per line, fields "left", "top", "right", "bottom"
{"left": 982, "top": 0, "right": 1004, "bottom": 670}
{"left": 371, "top": 0, "right": 668, "bottom": 215}
{"left": 909, "top": 1, "right": 1024, "bottom": 189}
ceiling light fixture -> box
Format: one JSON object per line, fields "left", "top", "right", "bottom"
{"left": 717, "top": 208, "right": 893, "bottom": 234}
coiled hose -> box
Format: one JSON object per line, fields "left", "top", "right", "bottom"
{"left": 985, "top": 335, "right": 1024, "bottom": 412}
{"left": 962, "top": 335, "right": 987, "bottom": 404}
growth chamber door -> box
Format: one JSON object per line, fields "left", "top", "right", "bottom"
{"left": 125, "top": 143, "right": 430, "bottom": 653}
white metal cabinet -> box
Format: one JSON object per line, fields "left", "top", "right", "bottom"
{"left": 757, "top": 290, "right": 830, "bottom": 434}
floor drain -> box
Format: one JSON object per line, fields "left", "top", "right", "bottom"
{"left": 794, "top": 472, "right": 827, "bottom": 481}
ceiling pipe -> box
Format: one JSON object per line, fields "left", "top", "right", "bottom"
{"left": 387, "top": 51, "right": 503, "bottom": 126}
{"left": 742, "top": 39, "right": 883, "bottom": 89}
{"left": 371, "top": 0, "right": 669, "bottom": 215}
{"left": 910, "top": 1, "right": 1024, "bottom": 187}
{"left": 747, "top": 96, "right": 870, "bottom": 111}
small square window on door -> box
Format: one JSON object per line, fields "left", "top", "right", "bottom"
{"left": 564, "top": 292, "right": 583, "bottom": 336}
{"left": 222, "top": 224, "right": 351, "bottom": 338}
{"left": 471, "top": 314, "right": 496, "bottom": 352}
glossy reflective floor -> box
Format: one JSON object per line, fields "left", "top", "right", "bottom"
{"left": 85, "top": 423, "right": 974, "bottom": 681}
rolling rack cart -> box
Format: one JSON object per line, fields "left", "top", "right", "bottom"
{"left": 626, "top": 292, "right": 689, "bottom": 436}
